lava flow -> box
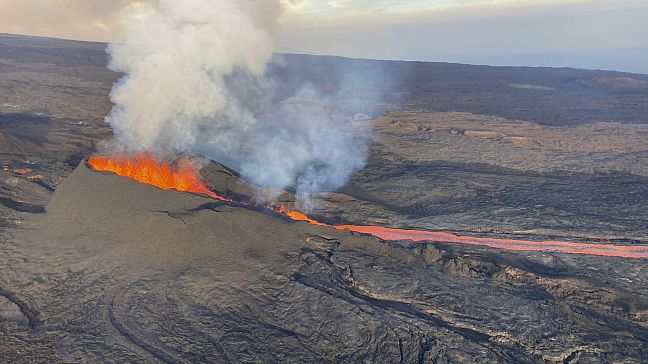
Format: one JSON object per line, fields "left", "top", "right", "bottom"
{"left": 88, "top": 154, "right": 648, "bottom": 259}
{"left": 88, "top": 153, "right": 224, "bottom": 200}
{"left": 279, "top": 204, "right": 327, "bottom": 226}
{"left": 333, "top": 225, "right": 648, "bottom": 259}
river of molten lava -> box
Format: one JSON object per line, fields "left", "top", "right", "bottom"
{"left": 88, "top": 154, "right": 648, "bottom": 259}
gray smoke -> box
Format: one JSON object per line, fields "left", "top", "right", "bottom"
{"left": 105, "top": 0, "right": 385, "bottom": 207}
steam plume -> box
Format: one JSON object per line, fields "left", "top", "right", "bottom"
{"left": 106, "top": 0, "right": 374, "bottom": 206}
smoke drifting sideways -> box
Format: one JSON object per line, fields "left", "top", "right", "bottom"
{"left": 104, "top": 0, "right": 396, "bottom": 208}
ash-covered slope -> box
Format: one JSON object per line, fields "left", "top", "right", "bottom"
{"left": 0, "top": 162, "right": 645, "bottom": 363}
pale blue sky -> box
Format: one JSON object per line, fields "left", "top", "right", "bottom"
{"left": 284, "top": 0, "right": 638, "bottom": 18}
{"left": 0, "top": 0, "right": 646, "bottom": 73}
{"left": 287, "top": 0, "right": 466, "bottom": 14}
{"left": 280, "top": 0, "right": 648, "bottom": 73}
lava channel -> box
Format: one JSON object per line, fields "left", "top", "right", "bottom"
{"left": 88, "top": 154, "right": 648, "bottom": 259}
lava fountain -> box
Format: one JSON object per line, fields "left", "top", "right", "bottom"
{"left": 88, "top": 153, "right": 223, "bottom": 200}
{"left": 88, "top": 154, "right": 648, "bottom": 259}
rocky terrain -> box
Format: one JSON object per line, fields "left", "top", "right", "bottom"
{"left": 1, "top": 33, "right": 647, "bottom": 362}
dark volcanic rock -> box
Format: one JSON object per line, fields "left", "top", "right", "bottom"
{"left": 2, "top": 33, "right": 648, "bottom": 363}
{"left": 0, "top": 163, "right": 645, "bottom": 363}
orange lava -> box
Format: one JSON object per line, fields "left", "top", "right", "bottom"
{"left": 88, "top": 153, "right": 223, "bottom": 200}
{"left": 334, "top": 225, "right": 648, "bottom": 259}
{"left": 279, "top": 204, "right": 327, "bottom": 225}
{"left": 88, "top": 154, "right": 648, "bottom": 259}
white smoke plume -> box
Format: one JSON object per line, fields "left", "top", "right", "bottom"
{"left": 106, "top": 0, "right": 378, "bottom": 207}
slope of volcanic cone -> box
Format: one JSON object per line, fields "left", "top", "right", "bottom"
{"left": 4, "top": 161, "right": 646, "bottom": 362}
{"left": 200, "top": 158, "right": 293, "bottom": 203}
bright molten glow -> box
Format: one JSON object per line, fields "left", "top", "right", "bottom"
{"left": 88, "top": 154, "right": 648, "bottom": 259}
{"left": 279, "top": 204, "right": 327, "bottom": 225}
{"left": 334, "top": 225, "right": 648, "bottom": 259}
{"left": 88, "top": 153, "right": 221, "bottom": 199}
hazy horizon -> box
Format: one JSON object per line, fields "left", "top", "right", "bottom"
{"left": 0, "top": 0, "right": 647, "bottom": 74}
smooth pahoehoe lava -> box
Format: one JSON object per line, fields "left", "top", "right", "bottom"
{"left": 88, "top": 154, "right": 648, "bottom": 259}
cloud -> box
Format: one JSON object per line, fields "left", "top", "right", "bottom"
{"left": 0, "top": 0, "right": 646, "bottom": 72}
{"left": 1, "top": 0, "right": 644, "bottom": 42}
{"left": 281, "top": 0, "right": 648, "bottom": 27}
{"left": 0, "top": 0, "right": 145, "bottom": 41}
{"left": 278, "top": 0, "right": 648, "bottom": 73}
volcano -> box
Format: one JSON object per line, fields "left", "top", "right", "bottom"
{"left": 87, "top": 153, "right": 648, "bottom": 259}
{"left": 3, "top": 33, "right": 648, "bottom": 363}
{"left": 3, "top": 158, "right": 643, "bottom": 362}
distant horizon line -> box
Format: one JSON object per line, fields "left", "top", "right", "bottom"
{"left": 2, "top": 32, "right": 646, "bottom": 76}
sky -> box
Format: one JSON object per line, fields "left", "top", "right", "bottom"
{"left": 0, "top": 0, "right": 647, "bottom": 73}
